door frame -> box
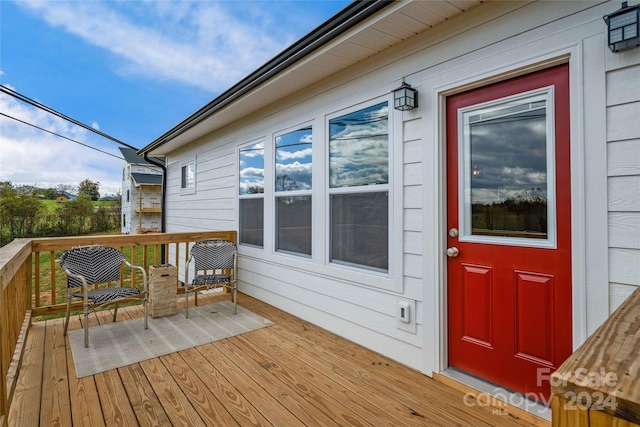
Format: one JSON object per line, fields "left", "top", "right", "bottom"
{"left": 421, "top": 42, "right": 608, "bottom": 380}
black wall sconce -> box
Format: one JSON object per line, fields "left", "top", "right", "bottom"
{"left": 392, "top": 81, "right": 418, "bottom": 111}
{"left": 604, "top": 2, "right": 640, "bottom": 52}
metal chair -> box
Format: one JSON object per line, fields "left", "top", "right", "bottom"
{"left": 184, "top": 239, "right": 237, "bottom": 318}
{"left": 60, "top": 245, "right": 148, "bottom": 347}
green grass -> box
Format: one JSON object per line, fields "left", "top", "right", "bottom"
{"left": 42, "top": 200, "right": 59, "bottom": 212}
{"left": 41, "top": 199, "right": 116, "bottom": 212}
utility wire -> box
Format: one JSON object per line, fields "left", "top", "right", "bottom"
{"left": 0, "top": 112, "right": 125, "bottom": 161}
{"left": 0, "top": 84, "right": 139, "bottom": 150}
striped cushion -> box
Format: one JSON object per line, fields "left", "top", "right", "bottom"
{"left": 72, "top": 287, "right": 141, "bottom": 304}
{"left": 192, "top": 274, "right": 231, "bottom": 286}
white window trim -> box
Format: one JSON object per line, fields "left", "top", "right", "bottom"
{"left": 274, "top": 122, "right": 314, "bottom": 258}
{"left": 325, "top": 96, "right": 396, "bottom": 280}
{"left": 457, "top": 86, "right": 557, "bottom": 249}
{"left": 238, "top": 140, "right": 266, "bottom": 249}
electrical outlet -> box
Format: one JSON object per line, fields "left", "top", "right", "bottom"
{"left": 396, "top": 298, "right": 416, "bottom": 333}
{"left": 398, "top": 300, "right": 410, "bottom": 323}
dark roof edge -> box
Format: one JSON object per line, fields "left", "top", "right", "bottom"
{"left": 139, "top": 0, "right": 394, "bottom": 155}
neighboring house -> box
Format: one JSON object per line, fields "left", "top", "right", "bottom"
{"left": 119, "top": 147, "right": 164, "bottom": 234}
{"left": 54, "top": 192, "right": 76, "bottom": 203}
{"left": 139, "top": 0, "right": 640, "bottom": 411}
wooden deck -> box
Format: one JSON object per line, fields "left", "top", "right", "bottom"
{"left": 9, "top": 292, "right": 542, "bottom": 427}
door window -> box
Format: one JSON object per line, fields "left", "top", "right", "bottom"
{"left": 458, "top": 88, "right": 557, "bottom": 248}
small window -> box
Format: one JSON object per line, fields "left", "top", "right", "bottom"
{"left": 126, "top": 189, "right": 130, "bottom": 202}
{"left": 239, "top": 142, "right": 264, "bottom": 247}
{"left": 181, "top": 161, "right": 195, "bottom": 190}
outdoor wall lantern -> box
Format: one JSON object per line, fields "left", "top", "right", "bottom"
{"left": 393, "top": 81, "right": 418, "bottom": 111}
{"left": 604, "top": 2, "right": 640, "bottom": 52}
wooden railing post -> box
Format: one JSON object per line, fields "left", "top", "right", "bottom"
{"left": 0, "top": 249, "right": 5, "bottom": 427}
{"left": 0, "top": 239, "right": 33, "bottom": 427}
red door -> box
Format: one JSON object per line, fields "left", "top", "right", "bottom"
{"left": 447, "top": 65, "right": 572, "bottom": 402}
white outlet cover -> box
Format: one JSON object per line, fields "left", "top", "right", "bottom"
{"left": 396, "top": 298, "right": 416, "bottom": 334}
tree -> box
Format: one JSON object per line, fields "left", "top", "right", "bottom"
{"left": 55, "top": 194, "right": 94, "bottom": 235}
{"left": 0, "top": 184, "right": 43, "bottom": 238}
{"left": 41, "top": 187, "right": 57, "bottom": 199}
{"left": 78, "top": 179, "right": 100, "bottom": 201}
{"left": 56, "top": 183, "right": 75, "bottom": 195}
{"left": 0, "top": 181, "right": 13, "bottom": 197}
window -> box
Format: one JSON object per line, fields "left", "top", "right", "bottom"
{"left": 459, "top": 88, "right": 557, "bottom": 248}
{"left": 239, "top": 142, "right": 264, "bottom": 247}
{"left": 126, "top": 189, "right": 130, "bottom": 203}
{"left": 275, "top": 126, "right": 312, "bottom": 256}
{"left": 181, "top": 161, "right": 195, "bottom": 192}
{"left": 328, "top": 101, "right": 389, "bottom": 272}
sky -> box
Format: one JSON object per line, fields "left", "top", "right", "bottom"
{"left": 468, "top": 102, "right": 548, "bottom": 204}
{"left": 0, "top": 0, "right": 350, "bottom": 197}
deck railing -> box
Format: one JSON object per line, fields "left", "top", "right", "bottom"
{"left": 0, "top": 231, "right": 236, "bottom": 427}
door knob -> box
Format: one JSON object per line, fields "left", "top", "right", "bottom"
{"left": 447, "top": 247, "right": 459, "bottom": 258}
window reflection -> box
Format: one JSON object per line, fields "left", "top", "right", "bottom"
{"left": 467, "top": 98, "right": 549, "bottom": 239}
{"left": 275, "top": 127, "right": 312, "bottom": 191}
{"left": 329, "top": 102, "right": 388, "bottom": 188}
{"left": 181, "top": 162, "right": 194, "bottom": 189}
{"left": 239, "top": 142, "right": 264, "bottom": 195}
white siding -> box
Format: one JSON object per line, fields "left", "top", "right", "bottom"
{"left": 165, "top": 144, "right": 236, "bottom": 232}
{"left": 606, "top": 61, "right": 640, "bottom": 312}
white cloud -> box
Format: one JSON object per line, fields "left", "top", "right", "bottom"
{"left": 0, "top": 91, "right": 123, "bottom": 196}
{"left": 277, "top": 147, "right": 312, "bottom": 161}
{"left": 17, "top": 1, "right": 294, "bottom": 92}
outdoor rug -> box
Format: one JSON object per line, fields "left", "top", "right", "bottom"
{"left": 68, "top": 301, "right": 274, "bottom": 378}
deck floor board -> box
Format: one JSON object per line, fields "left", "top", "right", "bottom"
{"left": 9, "top": 292, "right": 544, "bottom": 426}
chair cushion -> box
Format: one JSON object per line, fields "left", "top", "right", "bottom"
{"left": 192, "top": 274, "right": 232, "bottom": 286}
{"left": 72, "top": 287, "right": 141, "bottom": 304}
